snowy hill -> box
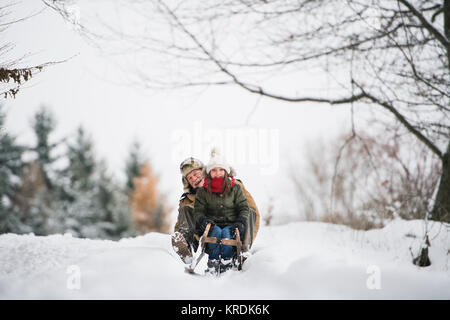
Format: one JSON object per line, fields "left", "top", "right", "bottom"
{"left": 1, "top": 219, "right": 449, "bottom": 299}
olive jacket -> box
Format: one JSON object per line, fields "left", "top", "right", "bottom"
{"left": 175, "top": 180, "right": 261, "bottom": 240}
{"left": 193, "top": 183, "right": 249, "bottom": 229}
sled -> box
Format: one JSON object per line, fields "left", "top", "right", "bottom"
{"left": 186, "top": 223, "right": 244, "bottom": 275}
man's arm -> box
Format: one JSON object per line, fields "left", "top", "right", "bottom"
{"left": 235, "top": 180, "right": 260, "bottom": 239}
{"left": 236, "top": 181, "right": 258, "bottom": 212}
{"left": 174, "top": 193, "right": 196, "bottom": 232}
{"left": 234, "top": 184, "right": 250, "bottom": 222}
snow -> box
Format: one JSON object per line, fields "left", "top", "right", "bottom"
{"left": 1, "top": 219, "right": 449, "bottom": 299}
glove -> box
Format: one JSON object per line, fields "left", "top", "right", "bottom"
{"left": 196, "top": 216, "right": 215, "bottom": 235}
{"left": 231, "top": 217, "right": 246, "bottom": 239}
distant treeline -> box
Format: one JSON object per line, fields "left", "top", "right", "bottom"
{"left": 0, "top": 105, "right": 170, "bottom": 239}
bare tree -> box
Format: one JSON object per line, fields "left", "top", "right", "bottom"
{"left": 292, "top": 130, "right": 441, "bottom": 229}
{"left": 139, "top": 0, "right": 450, "bottom": 222}
{"left": 49, "top": 1, "right": 450, "bottom": 221}
{"left": 0, "top": 2, "right": 66, "bottom": 99}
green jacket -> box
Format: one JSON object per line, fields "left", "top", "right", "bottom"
{"left": 193, "top": 183, "right": 249, "bottom": 228}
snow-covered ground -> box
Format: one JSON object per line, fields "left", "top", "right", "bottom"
{"left": 1, "top": 219, "right": 449, "bottom": 299}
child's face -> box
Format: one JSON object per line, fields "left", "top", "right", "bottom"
{"left": 210, "top": 167, "right": 226, "bottom": 178}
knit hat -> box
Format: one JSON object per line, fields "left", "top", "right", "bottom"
{"left": 180, "top": 157, "right": 204, "bottom": 193}
{"left": 205, "top": 148, "right": 236, "bottom": 176}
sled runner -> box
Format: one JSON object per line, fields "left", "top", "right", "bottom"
{"left": 185, "top": 223, "right": 244, "bottom": 275}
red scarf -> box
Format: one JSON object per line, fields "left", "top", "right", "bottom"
{"left": 204, "top": 176, "right": 235, "bottom": 193}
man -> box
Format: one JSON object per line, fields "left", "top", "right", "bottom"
{"left": 171, "top": 157, "right": 260, "bottom": 263}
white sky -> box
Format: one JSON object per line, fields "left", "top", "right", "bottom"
{"left": 2, "top": 0, "right": 353, "bottom": 225}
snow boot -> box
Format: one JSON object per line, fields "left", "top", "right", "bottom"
{"left": 171, "top": 231, "right": 192, "bottom": 264}
{"left": 207, "top": 259, "right": 220, "bottom": 275}
{"left": 220, "top": 258, "right": 233, "bottom": 273}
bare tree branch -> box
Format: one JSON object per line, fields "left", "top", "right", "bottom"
{"left": 398, "top": 0, "right": 449, "bottom": 48}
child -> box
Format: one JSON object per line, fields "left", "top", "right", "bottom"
{"left": 193, "top": 149, "right": 249, "bottom": 266}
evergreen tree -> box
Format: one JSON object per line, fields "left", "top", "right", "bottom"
{"left": 0, "top": 105, "right": 25, "bottom": 234}
{"left": 95, "top": 161, "right": 136, "bottom": 239}
{"left": 125, "top": 140, "right": 144, "bottom": 193}
{"left": 60, "top": 127, "right": 136, "bottom": 239}
{"left": 65, "top": 126, "right": 96, "bottom": 191}
{"left": 15, "top": 106, "right": 62, "bottom": 235}
{"left": 17, "top": 161, "right": 55, "bottom": 235}
{"left": 31, "top": 106, "right": 57, "bottom": 190}
{"left": 59, "top": 126, "right": 98, "bottom": 237}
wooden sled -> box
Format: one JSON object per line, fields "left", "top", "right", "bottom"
{"left": 193, "top": 222, "right": 244, "bottom": 271}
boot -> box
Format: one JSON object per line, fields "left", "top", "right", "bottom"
{"left": 171, "top": 231, "right": 192, "bottom": 264}
{"left": 207, "top": 259, "right": 220, "bottom": 275}
{"left": 220, "top": 258, "right": 233, "bottom": 273}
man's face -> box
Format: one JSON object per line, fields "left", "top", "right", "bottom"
{"left": 186, "top": 169, "right": 204, "bottom": 188}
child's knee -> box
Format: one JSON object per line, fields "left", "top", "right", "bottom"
{"left": 221, "top": 225, "right": 233, "bottom": 239}
{"left": 209, "top": 225, "right": 222, "bottom": 237}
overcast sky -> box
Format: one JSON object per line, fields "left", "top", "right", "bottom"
{"left": 2, "top": 0, "right": 353, "bottom": 224}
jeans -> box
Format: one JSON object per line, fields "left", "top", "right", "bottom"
{"left": 206, "top": 225, "right": 233, "bottom": 260}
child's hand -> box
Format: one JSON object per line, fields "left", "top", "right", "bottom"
{"left": 197, "top": 216, "right": 215, "bottom": 234}
{"left": 231, "top": 220, "right": 245, "bottom": 239}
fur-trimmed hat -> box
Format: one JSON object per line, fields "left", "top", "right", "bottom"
{"left": 206, "top": 148, "right": 236, "bottom": 176}
{"left": 180, "top": 157, "right": 204, "bottom": 193}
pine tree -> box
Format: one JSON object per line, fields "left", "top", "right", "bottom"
{"left": 125, "top": 140, "right": 144, "bottom": 193}
{"left": 59, "top": 127, "right": 136, "bottom": 239}
{"left": 31, "top": 107, "right": 57, "bottom": 190}
{"left": 59, "top": 126, "right": 99, "bottom": 237}
{"left": 14, "top": 107, "right": 62, "bottom": 235}
{"left": 0, "top": 105, "right": 25, "bottom": 234}
{"left": 95, "top": 161, "right": 136, "bottom": 239}
{"left": 65, "top": 126, "right": 96, "bottom": 191}
{"left": 17, "top": 161, "right": 54, "bottom": 235}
